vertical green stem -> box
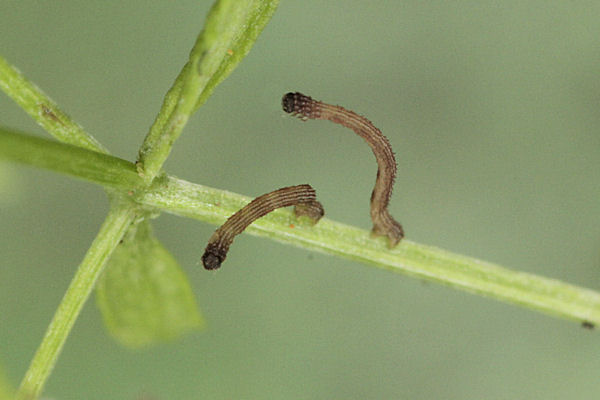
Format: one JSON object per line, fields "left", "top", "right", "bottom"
{"left": 15, "top": 204, "right": 137, "bottom": 400}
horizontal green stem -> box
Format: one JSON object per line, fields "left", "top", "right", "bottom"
{"left": 15, "top": 204, "right": 137, "bottom": 400}
{"left": 0, "top": 55, "right": 107, "bottom": 153}
{"left": 142, "top": 176, "right": 600, "bottom": 326}
{"left": 0, "top": 128, "right": 142, "bottom": 189}
{"left": 3, "top": 129, "right": 599, "bottom": 326}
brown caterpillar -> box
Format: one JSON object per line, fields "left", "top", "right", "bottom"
{"left": 282, "top": 92, "right": 403, "bottom": 247}
{"left": 202, "top": 184, "right": 324, "bottom": 270}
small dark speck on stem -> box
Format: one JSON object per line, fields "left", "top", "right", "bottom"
{"left": 40, "top": 104, "right": 62, "bottom": 125}
{"left": 581, "top": 321, "right": 595, "bottom": 330}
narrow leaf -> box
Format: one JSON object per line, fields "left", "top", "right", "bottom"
{"left": 194, "top": 0, "right": 280, "bottom": 109}
{"left": 0, "top": 55, "right": 107, "bottom": 153}
{"left": 0, "top": 128, "right": 142, "bottom": 190}
{"left": 137, "top": 0, "right": 280, "bottom": 182}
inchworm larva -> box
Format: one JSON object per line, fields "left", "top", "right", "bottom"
{"left": 282, "top": 92, "right": 403, "bottom": 247}
{"left": 202, "top": 184, "right": 324, "bottom": 270}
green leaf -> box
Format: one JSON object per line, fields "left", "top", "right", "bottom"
{"left": 0, "top": 128, "right": 142, "bottom": 190}
{"left": 137, "top": 0, "right": 280, "bottom": 182}
{"left": 194, "top": 0, "right": 280, "bottom": 110}
{"left": 96, "top": 220, "right": 203, "bottom": 348}
{"left": 0, "top": 55, "right": 107, "bottom": 153}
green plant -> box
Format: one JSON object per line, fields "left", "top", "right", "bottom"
{"left": 1, "top": 1, "right": 599, "bottom": 399}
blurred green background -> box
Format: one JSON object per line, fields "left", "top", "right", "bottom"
{"left": 2, "top": 1, "right": 600, "bottom": 399}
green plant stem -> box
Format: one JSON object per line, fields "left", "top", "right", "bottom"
{"left": 0, "top": 128, "right": 142, "bottom": 189}
{"left": 3, "top": 130, "right": 600, "bottom": 326}
{"left": 137, "top": 0, "right": 279, "bottom": 183}
{"left": 142, "top": 176, "right": 600, "bottom": 326}
{"left": 193, "top": 0, "right": 280, "bottom": 110}
{"left": 15, "top": 204, "right": 137, "bottom": 400}
{"left": 0, "top": 55, "right": 107, "bottom": 153}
